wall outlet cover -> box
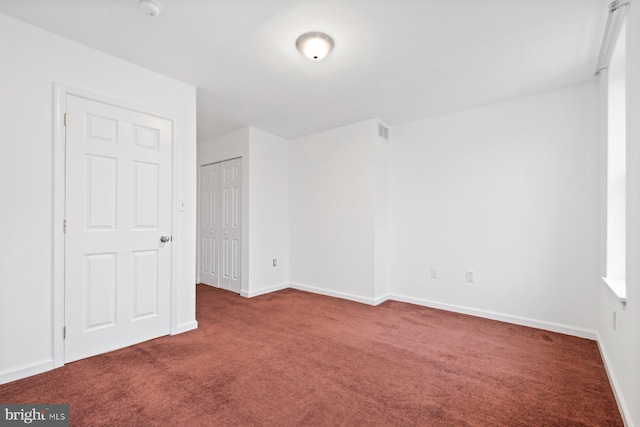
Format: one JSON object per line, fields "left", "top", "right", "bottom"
{"left": 465, "top": 270, "right": 475, "bottom": 283}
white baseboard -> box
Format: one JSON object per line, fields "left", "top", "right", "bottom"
{"left": 596, "top": 333, "right": 633, "bottom": 427}
{"left": 289, "top": 282, "right": 380, "bottom": 306}
{"left": 241, "top": 283, "right": 289, "bottom": 298}
{"left": 240, "top": 282, "right": 389, "bottom": 306}
{"left": 389, "top": 293, "right": 597, "bottom": 340}
{"left": 373, "top": 293, "right": 390, "bottom": 306}
{"left": 0, "top": 359, "right": 53, "bottom": 385}
{"left": 173, "top": 320, "right": 198, "bottom": 335}
{"left": 258, "top": 286, "right": 597, "bottom": 341}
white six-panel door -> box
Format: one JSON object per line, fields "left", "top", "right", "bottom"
{"left": 64, "top": 94, "right": 172, "bottom": 363}
{"left": 198, "top": 158, "right": 241, "bottom": 293}
{"left": 199, "top": 163, "right": 219, "bottom": 286}
{"left": 219, "top": 159, "right": 242, "bottom": 293}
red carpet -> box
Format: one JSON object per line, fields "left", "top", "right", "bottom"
{"left": 0, "top": 285, "right": 623, "bottom": 426}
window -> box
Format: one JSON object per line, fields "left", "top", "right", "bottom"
{"left": 603, "top": 17, "right": 627, "bottom": 301}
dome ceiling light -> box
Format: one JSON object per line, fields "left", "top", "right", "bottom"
{"left": 296, "top": 32, "right": 334, "bottom": 61}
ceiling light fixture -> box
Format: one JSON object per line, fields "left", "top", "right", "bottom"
{"left": 296, "top": 32, "right": 334, "bottom": 61}
{"left": 138, "top": 0, "right": 162, "bottom": 17}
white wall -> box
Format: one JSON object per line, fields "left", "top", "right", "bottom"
{"left": 597, "top": 1, "right": 640, "bottom": 425}
{"left": 389, "top": 84, "right": 600, "bottom": 336}
{"left": 248, "top": 128, "right": 290, "bottom": 296}
{"left": 289, "top": 119, "right": 380, "bottom": 303}
{"left": 0, "top": 14, "right": 197, "bottom": 383}
{"left": 197, "top": 127, "right": 290, "bottom": 298}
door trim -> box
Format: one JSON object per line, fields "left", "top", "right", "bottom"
{"left": 52, "top": 83, "right": 179, "bottom": 367}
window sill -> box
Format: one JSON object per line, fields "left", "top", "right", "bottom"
{"left": 601, "top": 277, "right": 627, "bottom": 304}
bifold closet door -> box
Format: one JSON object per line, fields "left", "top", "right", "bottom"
{"left": 219, "top": 158, "right": 242, "bottom": 293}
{"left": 199, "top": 158, "right": 241, "bottom": 293}
{"left": 199, "top": 163, "right": 220, "bottom": 287}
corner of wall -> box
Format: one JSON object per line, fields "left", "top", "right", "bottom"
{"left": 246, "top": 127, "right": 290, "bottom": 294}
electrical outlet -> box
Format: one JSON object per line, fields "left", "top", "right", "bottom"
{"left": 465, "top": 270, "right": 475, "bottom": 283}
{"left": 273, "top": 259, "right": 277, "bottom": 267}
{"left": 612, "top": 311, "right": 616, "bottom": 331}
{"left": 430, "top": 268, "right": 438, "bottom": 279}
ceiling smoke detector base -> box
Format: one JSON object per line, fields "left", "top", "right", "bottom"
{"left": 139, "top": 0, "right": 162, "bottom": 17}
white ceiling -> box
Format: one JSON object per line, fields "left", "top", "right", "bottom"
{"left": 0, "top": 0, "right": 607, "bottom": 140}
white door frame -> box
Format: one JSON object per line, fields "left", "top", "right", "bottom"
{"left": 51, "top": 83, "right": 179, "bottom": 368}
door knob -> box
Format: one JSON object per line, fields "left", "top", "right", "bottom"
{"left": 160, "top": 235, "right": 171, "bottom": 243}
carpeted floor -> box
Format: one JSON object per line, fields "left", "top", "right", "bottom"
{"left": 0, "top": 285, "right": 623, "bottom": 426}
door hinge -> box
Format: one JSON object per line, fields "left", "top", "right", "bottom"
{"left": 64, "top": 113, "right": 68, "bottom": 127}
{"left": 63, "top": 219, "right": 67, "bottom": 233}
{"left": 63, "top": 326, "right": 66, "bottom": 339}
